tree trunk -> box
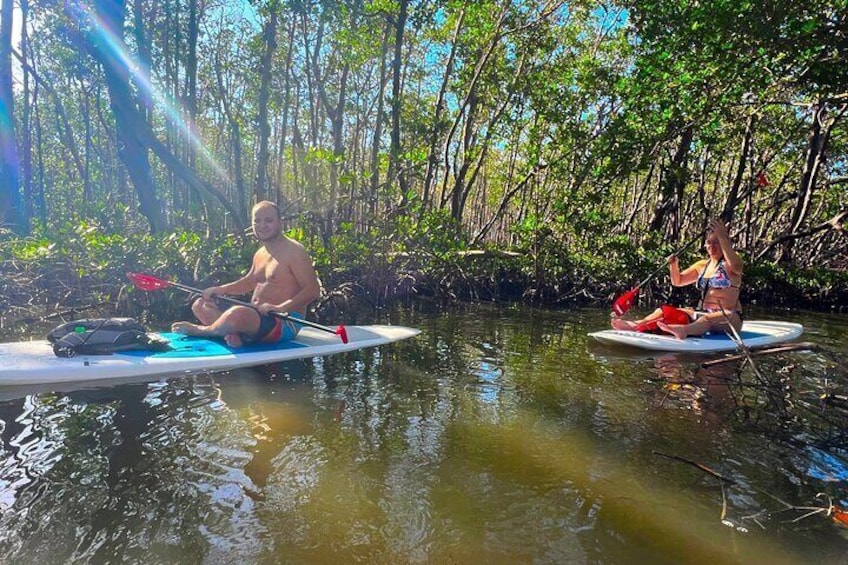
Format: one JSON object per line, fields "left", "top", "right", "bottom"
{"left": 82, "top": 75, "right": 92, "bottom": 200}
{"left": 12, "top": 49, "right": 85, "bottom": 184}
{"left": 275, "top": 20, "right": 295, "bottom": 204}
{"left": 439, "top": 2, "right": 509, "bottom": 214}
{"left": 449, "top": 87, "right": 479, "bottom": 222}
{"left": 213, "top": 50, "right": 248, "bottom": 222}
{"left": 297, "top": 8, "right": 321, "bottom": 210}
{"left": 79, "top": 0, "right": 167, "bottom": 232}
{"left": 722, "top": 114, "right": 754, "bottom": 222}
{"left": 453, "top": 52, "right": 526, "bottom": 225}
{"left": 648, "top": 125, "right": 693, "bottom": 236}
{"left": 131, "top": 0, "right": 152, "bottom": 122}
{"left": 19, "top": 0, "right": 33, "bottom": 224}
{"left": 388, "top": 0, "right": 409, "bottom": 209}
{"left": 255, "top": 2, "right": 278, "bottom": 203}
{"left": 73, "top": 0, "right": 247, "bottom": 232}
{"left": 369, "top": 19, "right": 391, "bottom": 217}
{"left": 315, "top": 56, "right": 348, "bottom": 234}
{"left": 0, "top": 0, "right": 27, "bottom": 234}
{"left": 778, "top": 103, "right": 846, "bottom": 263}
{"left": 422, "top": 6, "right": 464, "bottom": 213}
{"left": 185, "top": 0, "right": 198, "bottom": 170}
{"left": 144, "top": 131, "right": 246, "bottom": 230}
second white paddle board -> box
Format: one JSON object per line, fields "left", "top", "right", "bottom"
{"left": 588, "top": 320, "right": 803, "bottom": 353}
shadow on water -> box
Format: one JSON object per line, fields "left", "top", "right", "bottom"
{"left": 0, "top": 303, "right": 847, "bottom": 563}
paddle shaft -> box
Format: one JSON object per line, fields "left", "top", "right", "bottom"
{"left": 631, "top": 192, "right": 751, "bottom": 292}
{"left": 633, "top": 231, "right": 704, "bottom": 291}
{"left": 164, "top": 280, "right": 339, "bottom": 336}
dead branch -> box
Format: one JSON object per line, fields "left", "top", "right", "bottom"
{"left": 652, "top": 451, "right": 737, "bottom": 485}
{"left": 700, "top": 342, "right": 820, "bottom": 367}
{"left": 756, "top": 210, "right": 848, "bottom": 261}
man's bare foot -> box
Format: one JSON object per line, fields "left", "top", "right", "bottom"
{"left": 657, "top": 321, "right": 687, "bottom": 340}
{"left": 172, "top": 321, "right": 203, "bottom": 335}
{"left": 611, "top": 318, "right": 638, "bottom": 331}
{"left": 225, "top": 333, "right": 244, "bottom": 348}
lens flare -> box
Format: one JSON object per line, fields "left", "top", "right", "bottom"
{"left": 68, "top": 2, "right": 228, "bottom": 180}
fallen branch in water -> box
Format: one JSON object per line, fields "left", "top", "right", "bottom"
{"left": 745, "top": 493, "right": 848, "bottom": 527}
{"left": 701, "top": 342, "right": 820, "bottom": 368}
{"left": 652, "top": 451, "right": 737, "bottom": 485}
{"left": 653, "top": 451, "right": 739, "bottom": 526}
{"left": 720, "top": 308, "right": 769, "bottom": 387}
{"left": 654, "top": 452, "right": 848, "bottom": 529}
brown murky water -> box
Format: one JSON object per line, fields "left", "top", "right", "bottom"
{"left": 1, "top": 303, "right": 846, "bottom": 563}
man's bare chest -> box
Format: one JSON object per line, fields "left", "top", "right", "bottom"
{"left": 254, "top": 252, "right": 294, "bottom": 285}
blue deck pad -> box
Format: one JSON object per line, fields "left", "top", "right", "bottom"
{"left": 125, "top": 332, "right": 307, "bottom": 358}
{"left": 700, "top": 330, "right": 765, "bottom": 341}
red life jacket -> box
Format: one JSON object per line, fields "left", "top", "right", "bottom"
{"left": 636, "top": 305, "right": 691, "bottom": 334}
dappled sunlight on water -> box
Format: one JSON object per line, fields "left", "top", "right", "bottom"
{"left": 0, "top": 304, "right": 847, "bottom": 562}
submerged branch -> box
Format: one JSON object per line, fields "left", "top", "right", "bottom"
{"left": 701, "top": 342, "right": 820, "bottom": 367}
{"left": 652, "top": 451, "right": 737, "bottom": 485}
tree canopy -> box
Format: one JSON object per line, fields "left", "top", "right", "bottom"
{"left": 0, "top": 0, "right": 845, "bottom": 269}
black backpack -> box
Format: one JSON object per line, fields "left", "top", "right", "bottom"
{"left": 47, "top": 317, "right": 170, "bottom": 358}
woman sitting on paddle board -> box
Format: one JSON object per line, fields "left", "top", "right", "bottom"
{"left": 611, "top": 218, "right": 743, "bottom": 339}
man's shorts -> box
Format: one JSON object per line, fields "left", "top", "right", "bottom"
{"left": 243, "top": 311, "right": 303, "bottom": 344}
{"left": 206, "top": 296, "right": 302, "bottom": 344}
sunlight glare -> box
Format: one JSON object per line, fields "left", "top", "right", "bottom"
{"left": 69, "top": 2, "right": 228, "bottom": 180}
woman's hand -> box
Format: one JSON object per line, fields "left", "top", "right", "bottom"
{"left": 709, "top": 217, "right": 744, "bottom": 274}
{"left": 667, "top": 254, "right": 684, "bottom": 285}
{"left": 709, "top": 218, "right": 729, "bottom": 241}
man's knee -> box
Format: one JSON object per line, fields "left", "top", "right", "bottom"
{"left": 192, "top": 297, "right": 227, "bottom": 325}
{"left": 222, "top": 305, "right": 261, "bottom": 328}
{"left": 192, "top": 297, "right": 213, "bottom": 315}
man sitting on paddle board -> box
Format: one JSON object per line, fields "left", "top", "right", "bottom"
{"left": 611, "top": 218, "right": 743, "bottom": 339}
{"left": 172, "top": 200, "right": 322, "bottom": 347}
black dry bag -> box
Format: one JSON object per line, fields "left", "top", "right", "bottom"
{"left": 47, "top": 317, "right": 170, "bottom": 358}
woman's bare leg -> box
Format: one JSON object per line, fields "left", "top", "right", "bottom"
{"left": 658, "top": 312, "right": 741, "bottom": 340}
{"left": 610, "top": 307, "right": 664, "bottom": 330}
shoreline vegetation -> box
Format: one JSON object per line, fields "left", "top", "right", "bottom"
{"left": 2, "top": 224, "right": 845, "bottom": 338}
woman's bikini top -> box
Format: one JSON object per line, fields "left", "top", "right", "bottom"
{"left": 696, "top": 259, "right": 738, "bottom": 291}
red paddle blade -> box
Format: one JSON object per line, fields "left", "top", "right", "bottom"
{"left": 127, "top": 272, "right": 172, "bottom": 291}
{"left": 335, "top": 325, "right": 349, "bottom": 344}
{"left": 611, "top": 287, "right": 639, "bottom": 316}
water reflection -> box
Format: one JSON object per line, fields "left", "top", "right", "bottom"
{"left": 0, "top": 305, "right": 846, "bottom": 563}
{"left": 651, "top": 353, "right": 741, "bottom": 413}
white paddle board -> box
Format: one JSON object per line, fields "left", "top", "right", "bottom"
{"left": 588, "top": 320, "right": 803, "bottom": 353}
{"left": 0, "top": 325, "right": 420, "bottom": 385}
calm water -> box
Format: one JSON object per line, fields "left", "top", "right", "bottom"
{"left": 1, "top": 303, "right": 847, "bottom": 564}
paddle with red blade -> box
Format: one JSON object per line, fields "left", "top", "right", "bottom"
{"left": 127, "top": 272, "right": 349, "bottom": 343}
{"left": 612, "top": 188, "right": 754, "bottom": 317}
{"left": 611, "top": 232, "right": 704, "bottom": 317}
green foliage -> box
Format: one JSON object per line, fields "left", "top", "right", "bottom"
{"left": 6, "top": 0, "right": 845, "bottom": 302}
{"left": 2, "top": 219, "right": 252, "bottom": 313}
{"left": 745, "top": 260, "right": 848, "bottom": 309}
{"left": 308, "top": 208, "right": 468, "bottom": 281}
{"left": 2, "top": 212, "right": 843, "bottom": 316}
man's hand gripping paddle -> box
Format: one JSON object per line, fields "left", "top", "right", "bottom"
{"left": 127, "top": 272, "right": 349, "bottom": 343}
